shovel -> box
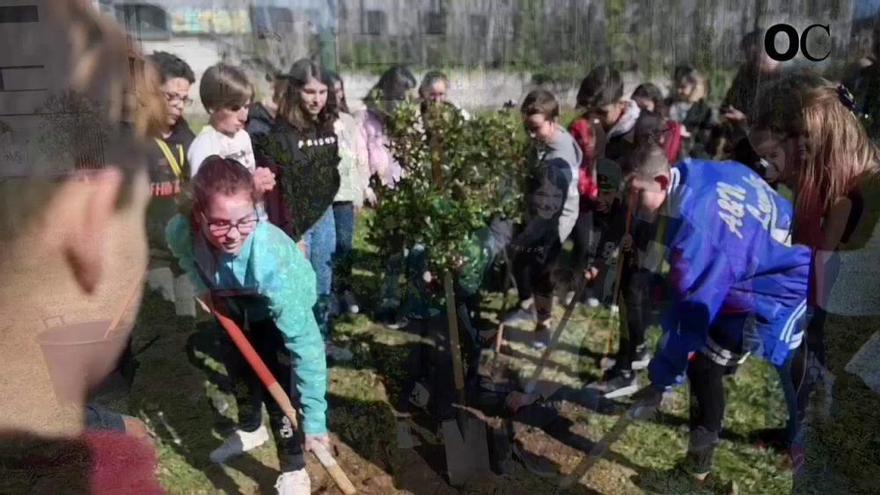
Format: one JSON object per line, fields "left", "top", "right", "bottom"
{"left": 195, "top": 297, "right": 357, "bottom": 495}
{"left": 557, "top": 387, "right": 650, "bottom": 490}
{"left": 440, "top": 272, "right": 491, "bottom": 486}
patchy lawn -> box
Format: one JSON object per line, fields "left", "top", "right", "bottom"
{"left": 120, "top": 215, "right": 792, "bottom": 494}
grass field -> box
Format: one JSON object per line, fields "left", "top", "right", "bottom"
{"left": 118, "top": 214, "right": 794, "bottom": 494}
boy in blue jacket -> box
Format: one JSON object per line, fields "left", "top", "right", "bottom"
{"left": 627, "top": 144, "right": 810, "bottom": 484}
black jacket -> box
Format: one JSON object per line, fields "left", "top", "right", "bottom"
{"left": 256, "top": 120, "right": 341, "bottom": 240}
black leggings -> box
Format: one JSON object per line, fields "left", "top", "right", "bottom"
{"left": 512, "top": 241, "right": 562, "bottom": 304}
{"left": 223, "top": 318, "right": 305, "bottom": 472}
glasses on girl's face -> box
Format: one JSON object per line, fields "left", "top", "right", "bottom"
{"left": 165, "top": 92, "right": 193, "bottom": 107}
{"left": 201, "top": 212, "right": 259, "bottom": 237}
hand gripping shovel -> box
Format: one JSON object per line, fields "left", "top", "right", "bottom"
{"left": 196, "top": 297, "right": 357, "bottom": 495}
{"left": 440, "top": 272, "right": 492, "bottom": 486}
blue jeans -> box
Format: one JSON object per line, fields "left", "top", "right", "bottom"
{"left": 302, "top": 207, "right": 336, "bottom": 340}
{"left": 332, "top": 202, "right": 355, "bottom": 292}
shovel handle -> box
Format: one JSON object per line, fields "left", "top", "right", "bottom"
{"left": 524, "top": 280, "right": 589, "bottom": 393}
{"left": 312, "top": 443, "right": 358, "bottom": 495}
{"left": 559, "top": 387, "right": 650, "bottom": 488}
{"left": 444, "top": 272, "right": 466, "bottom": 399}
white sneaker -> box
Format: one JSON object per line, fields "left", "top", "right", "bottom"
{"left": 275, "top": 468, "right": 311, "bottom": 495}
{"left": 586, "top": 297, "right": 600, "bottom": 308}
{"left": 342, "top": 290, "right": 360, "bottom": 314}
{"left": 209, "top": 424, "right": 269, "bottom": 463}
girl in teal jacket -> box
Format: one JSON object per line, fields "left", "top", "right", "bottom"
{"left": 166, "top": 155, "right": 327, "bottom": 494}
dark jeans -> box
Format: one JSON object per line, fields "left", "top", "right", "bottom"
{"left": 512, "top": 241, "right": 562, "bottom": 316}
{"left": 332, "top": 202, "right": 355, "bottom": 293}
{"left": 224, "top": 317, "right": 305, "bottom": 472}
{"left": 616, "top": 267, "right": 651, "bottom": 370}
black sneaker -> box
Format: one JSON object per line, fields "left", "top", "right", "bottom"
{"left": 511, "top": 441, "right": 557, "bottom": 478}
{"left": 600, "top": 369, "right": 639, "bottom": 399}
{"left": 375, "top": 306, "right": 408, "bottom": 329}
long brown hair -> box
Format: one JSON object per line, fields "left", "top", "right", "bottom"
{"left": 752, "top": 72, "right": 879, "bottom": 246}
{"left": 277, "top": 59, "right": 338, "bottom": 132}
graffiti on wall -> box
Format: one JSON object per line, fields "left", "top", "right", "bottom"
{"left": 169, "top": 8, "right": 251, "bottom": 35}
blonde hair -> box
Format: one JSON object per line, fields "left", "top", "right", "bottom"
{"left": 752, "top": 72, "right": 879, "bottom": 245}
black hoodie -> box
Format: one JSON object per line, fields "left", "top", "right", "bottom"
{"left": 256, "top": 119, "right": 341, "bottom": 240}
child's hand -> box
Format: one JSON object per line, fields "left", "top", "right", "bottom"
{"left": 297, "top": 241, "right": 308, "bottom": 257}
{"left": 363, "top": 187, "right": 377, "bottom": 206}
{"left": 722, "top": 106, "right": 747, "bottom": 124}
{"left": 621, "top": 234, "right": 633, "bottom": 251}
{"left": 583, "top": 266, "right": 599, "bottom": 281}
{"left": 680, "top": 126, "right": 692, "bottom": 138}
{"left": 253, "top": 167, "right": 276, "bottom": 193}
{"left": 305, "top": 434, "right": 331, "bottom": 453}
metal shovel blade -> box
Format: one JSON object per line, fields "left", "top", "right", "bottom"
{"left": 441, "top": 411, "right": 492, "bottom": 486}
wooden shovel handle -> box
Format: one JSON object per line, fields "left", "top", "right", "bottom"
{"left": 444, "top": 272, "right": 466, "bottom": 399}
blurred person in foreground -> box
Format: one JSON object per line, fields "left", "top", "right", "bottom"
{"left": 0, "top": 0, "right": 165, "bottom": 492}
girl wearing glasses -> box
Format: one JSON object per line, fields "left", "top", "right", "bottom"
{"left": 166, "top": 156, "right": 328, "bottom": 494}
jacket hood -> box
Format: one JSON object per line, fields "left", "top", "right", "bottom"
{"left": 607, "top": 100, "right": 641, "bottom": 139}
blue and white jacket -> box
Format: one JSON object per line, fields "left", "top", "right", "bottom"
{"left": 648, "top": 160, "right": 810, "bottom": 390}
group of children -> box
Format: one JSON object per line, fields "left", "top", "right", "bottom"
{"left": 144, "top": 49, "right": 814, "bottom": 491}
{"left": 492, "top": 59, "right": 820, "bottom": 491}
{"left": 8, "top": 8, "right": 876, "bottom": 491}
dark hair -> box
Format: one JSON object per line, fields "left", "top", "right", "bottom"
{"left": 191, "top": 155, "right": 258, "bottom": 215}
{"left": 277, "top": 59, "right": 338, "bottom": 132}
{"left": 577, "top": 65, "right": 623, "bottom": 109}
{"left": 521, "top": 89, "right": 559, "bottom": 120}
{"left": 740, "top": 28, "right": 767, "bottom": 68}
{"left": 419, "top": 70, "right": 449, "bottom": 98}
{"left": 147, "top": 51, "right": 195, "bottom": 84}
{"left": 627, "top": 141, "right": 670, "bottom": 180}
{"left": 325, "top": 70, "right": 349, "bottom": 113}
{"left": 633, "top": 112, "right": 668, "bottom": 148}
{"left": 632, "top": 83, "right": 666, "bottom": 115}
{"left": 199, "top": 64, "right": 254, "bottom": 113}
{"left": 741, "top": 28, "right": 765, "bottom": 54}
{"left": 673, "top": 65, "right": 696, "bottom": 85}
{"left": 364, "top": 66, "right": 417, "bottom": 119}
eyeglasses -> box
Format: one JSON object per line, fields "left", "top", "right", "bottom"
{"left": 165, "top": 92, "right": 193, "bottom": 107}
{"left": 201, "top": 212, "right": 258, "bottom": 237}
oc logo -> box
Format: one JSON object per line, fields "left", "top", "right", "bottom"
{"left": 764, "top": 23, "right": 831, "bottom": 62}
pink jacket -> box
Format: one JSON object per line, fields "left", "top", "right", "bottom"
{"left": 356, "top": 109, "right": 402, "bottom": 193}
